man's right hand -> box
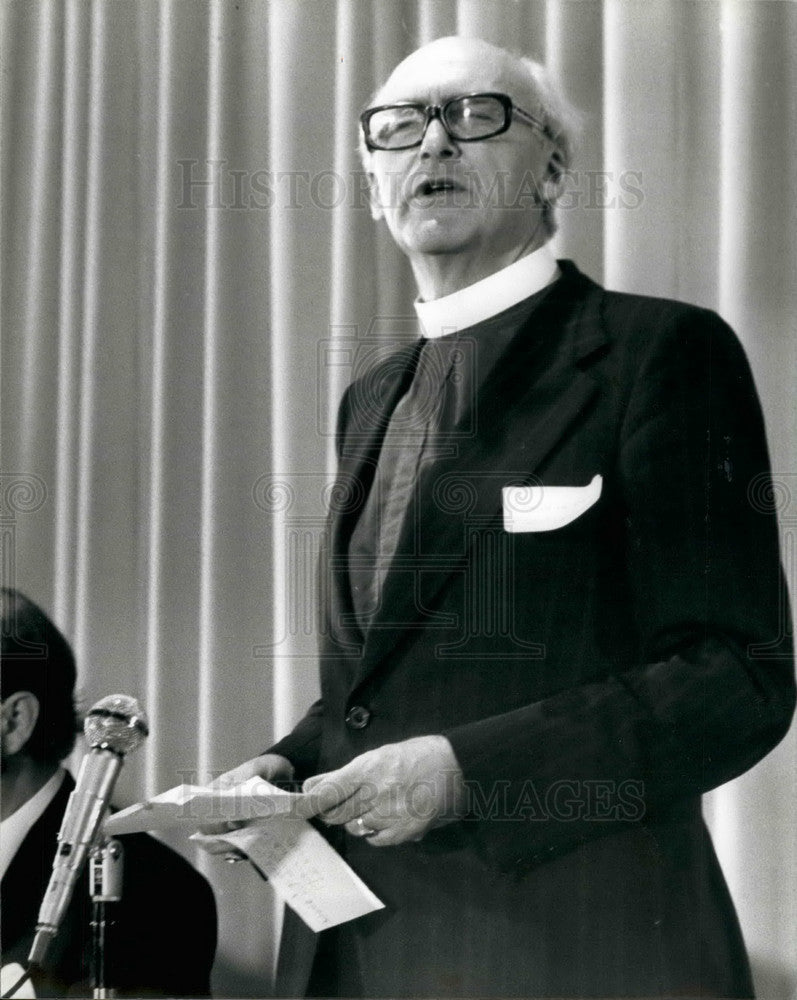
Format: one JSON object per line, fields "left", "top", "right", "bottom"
{"left": 197, "top": 753, "right": 296, "bottom": 841}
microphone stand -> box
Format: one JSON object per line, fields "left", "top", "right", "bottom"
{"left": 89, "top": 838, "right": 124, "bottom": 999}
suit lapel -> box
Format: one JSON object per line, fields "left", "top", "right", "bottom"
{"left": 1, "top": 774, "right": 72, "bottom": 953}
{"left": 327, "top": 342, "right": 422, "bottom": 651}
{"left": 358, "top": 263, "right": 607, "bottom": 675}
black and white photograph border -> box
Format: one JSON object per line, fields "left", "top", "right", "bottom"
{"left": 2, "top": 1, "right": 795, "bottom": 998}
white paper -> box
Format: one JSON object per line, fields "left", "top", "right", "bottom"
{"left": 194, "top": 820, "right": 384, "bottom": 932}
{"left": 103, "top": 777, "right": 384, "bottom": 932}
{"left": 103, "top": 776, "right": 309, "bottom": 835}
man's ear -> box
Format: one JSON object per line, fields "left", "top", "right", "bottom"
{"left": 1, "top": 691, "right": 40, "bottom": 756}
{"left": 540, "top": 149, "right": 566, "bottom": 204}
{"left": 366, "top": 170, "right": 385, "bottom": 221}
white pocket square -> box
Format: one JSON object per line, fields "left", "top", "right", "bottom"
{"left": 502, "top": 474, "right": 603, "bottom": 533}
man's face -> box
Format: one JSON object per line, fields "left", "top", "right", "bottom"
{"left": 364, "top": 38, "right": 554, "bottom": 267}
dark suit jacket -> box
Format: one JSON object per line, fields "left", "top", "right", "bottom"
{"left": 1, "top": 774, "right": 217, "bottom": 998}
{"left": 272, "top": 262, "right": 795, "bottom": 997}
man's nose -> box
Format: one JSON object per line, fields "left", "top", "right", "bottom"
{"left": 419, "top": 116, "right": 459, "bottom": 159}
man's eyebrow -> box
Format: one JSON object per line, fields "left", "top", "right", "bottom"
{"left": 372, "top": 91, "right": 500, "bottom": 107}
{"left": 371, "top": 93, "right": 428, "bottom": 106}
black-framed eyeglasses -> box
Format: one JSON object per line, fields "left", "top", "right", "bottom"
{"left": 360, "top": 92, "right": 548, "bottom": 152}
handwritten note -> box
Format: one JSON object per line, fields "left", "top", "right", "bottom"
{"left": 103, "top": 777, "right": 384, "bottom": 931}
{"left": 194, "top": 820, "right": 384, "bottom": 932}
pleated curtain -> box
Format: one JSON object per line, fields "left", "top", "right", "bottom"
{"left": 2, "top": 1, "right": 795, "bottom": 995}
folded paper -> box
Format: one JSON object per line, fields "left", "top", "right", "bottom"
{"left": 103, "top": 776, "right": 311, "bottom": 835}
{"left": 103, "top": 777, "right": 384, "bottom": 932}
{"left": 192, "top": 821, "right": 384, "bottom": 932}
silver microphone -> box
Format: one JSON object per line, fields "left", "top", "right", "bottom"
{"left": 28, "top": 694, "right": 148, "bottom": 967}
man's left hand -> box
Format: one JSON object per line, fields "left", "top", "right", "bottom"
{"left": 302, "top": 735, "right": 466, "bottom": 846}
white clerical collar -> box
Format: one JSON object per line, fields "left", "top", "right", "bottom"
{"left": 0, "top": 767, "right": 66, "bottom": 880}
{"left": 414, "top": 243, "right": 560, "bottom": 339}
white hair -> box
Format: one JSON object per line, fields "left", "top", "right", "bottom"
{"left": 516, "top": 55, "right": 582, "bottom": 235}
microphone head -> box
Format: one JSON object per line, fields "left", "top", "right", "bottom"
{"left": 84, "top": 694, "right": 149, "bottom": 755}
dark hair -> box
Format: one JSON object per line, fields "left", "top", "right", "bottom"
{"left": 1, "top": 588, "right": 79, "bottom": 763}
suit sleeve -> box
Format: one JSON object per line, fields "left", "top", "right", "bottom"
{"left": 445, "top": 308, "right": 795, "bottom": 871}
{"left": 267, "top": 699, "right": 325, "bottom": 780}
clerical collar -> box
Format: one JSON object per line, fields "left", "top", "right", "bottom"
{"left": 0, "top": 767, "right": 66, "bottom": 879}
{"left": 414, "top": 243, "right": 560, "bottom": 339}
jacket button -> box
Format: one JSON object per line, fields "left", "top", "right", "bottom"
{"left": 345, "top": 705, "right": 371, "bottom": 730}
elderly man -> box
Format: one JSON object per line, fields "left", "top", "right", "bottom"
{"left": 0, "top": 588, "right": 218, "bottom": 997}
{"left": 220, "top": 37, "right": 795, "bottom": 997}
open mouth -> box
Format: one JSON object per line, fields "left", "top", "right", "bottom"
{"left": 411, "top": 177, "right": 462, "bottom": 200}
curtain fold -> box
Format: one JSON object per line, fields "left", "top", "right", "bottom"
{"left": 2, "top": 2, "right": 794, "bottom": 995}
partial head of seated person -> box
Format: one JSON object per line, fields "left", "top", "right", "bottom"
{"left": 0, "top": 587, "right": 218, "bottom": 998}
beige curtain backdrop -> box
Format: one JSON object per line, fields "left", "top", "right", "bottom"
{"left": 2, "top": 0, "right": 795, "bottom": 996}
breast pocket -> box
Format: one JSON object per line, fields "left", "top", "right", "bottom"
{"left": 502, "top": 474, "right": 603, "bottom": 533}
